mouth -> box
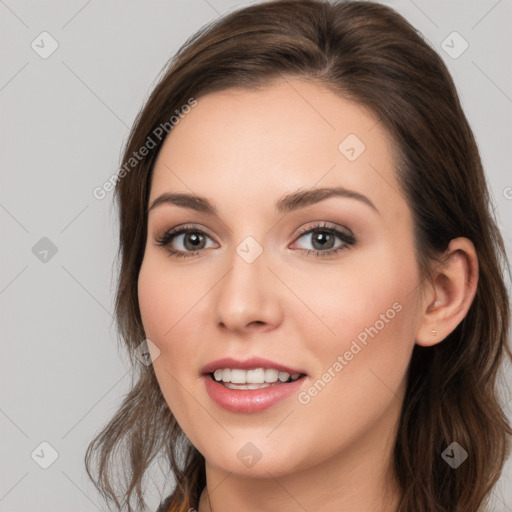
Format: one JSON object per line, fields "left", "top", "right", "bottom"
{"left": 202, "top": 364, "right": 309, "bottom": 413}
{"left": 201, "top": 357, "right": 309, "bottom": 412}
{"left": 208, "top": 368, "right": 307, "bottom": 390}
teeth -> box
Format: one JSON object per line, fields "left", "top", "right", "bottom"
{"left": 265, "top": 369, "right": 279, "bottom": 382}
{"left": 212, "top": 368, "right": 302, "bottom": 384}
{"left": 224, "top": 382, "right": 272, "bottom": 390}
{"left": 278, "top": 371, "right": 289, "bottom": 382}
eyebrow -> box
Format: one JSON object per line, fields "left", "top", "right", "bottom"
{"left": 147, "top": 186, "right": 379, "bottom": 216}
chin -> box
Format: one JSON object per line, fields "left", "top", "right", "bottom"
{"left": 200, "top": 438, "right": 311, "bottom": 479}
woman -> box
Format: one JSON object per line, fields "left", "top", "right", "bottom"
{"left": 85, "top": 1, "right": 512, "bottom": 511}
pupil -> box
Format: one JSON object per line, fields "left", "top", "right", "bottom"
{"left": 313, "top": 232, "right": 333, "bottom": 250}
{"left": 185, "top": 233, "right": 204, "bottom": 250}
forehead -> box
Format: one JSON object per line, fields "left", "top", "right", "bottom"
{"left": 149, "top": 78, "right": 405, "bottom": 221}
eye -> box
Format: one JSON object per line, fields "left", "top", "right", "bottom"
{"left": 154, "top": 222, "right": 356, "bottom": 259}
{"left": 291, "top": 222, "right": 356, "bottom": 257}
{"left": 154, "top": 224, "right": 217, "bottom": 258}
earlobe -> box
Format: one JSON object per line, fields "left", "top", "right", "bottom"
{"left": 415, "top": 237, "right": 479, "bottom": 347}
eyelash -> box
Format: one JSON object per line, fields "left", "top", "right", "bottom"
{"left": 154, "top": 222, "right": 356, "bottom": 259}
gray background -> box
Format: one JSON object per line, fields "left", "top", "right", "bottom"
{"left": 1, "top": 0, "right": 511, "bottom": 510}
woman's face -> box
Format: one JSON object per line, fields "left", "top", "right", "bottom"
{"left": 138, "top": 78, "right": 426, "bottom": 478}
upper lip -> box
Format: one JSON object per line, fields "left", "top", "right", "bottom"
{"left": 201, "top": 357, "right": 307, "bottom": 376}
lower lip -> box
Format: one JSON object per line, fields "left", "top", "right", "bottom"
{"left": 203, "top": 374, "right": 307, "bottom": 413}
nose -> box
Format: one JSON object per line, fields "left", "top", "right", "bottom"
{"left": 213, "top": 247, "right": 284, "bottom": 335}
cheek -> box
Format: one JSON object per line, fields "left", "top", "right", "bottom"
{"left": 138, "top": 253, "right": 206, "bottom": 343}
{"left": 138, "top": 258, "right": 169, "bottom": 342}
{"left": 286, "top": 251, "right": 419, "bottom": 462}
{"left": 137, "top": 256, "right": 204, "bottom": 431}
{"left": 137, "top": 252, "right": 216, "bottom": 386}
{"left": 301, "top": 240, "right": 417, "bottom": 333}
{"left": 299, "top": 243, "right": 420, "bottom": 390}
{"left": 137, "top": 255, "right": 197, "bottom": 385}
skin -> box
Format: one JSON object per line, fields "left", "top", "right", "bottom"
{"left": 138, "top": 78, "right": 478, "bottom": 512}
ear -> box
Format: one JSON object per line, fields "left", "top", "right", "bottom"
{"left": 415, "top": 237, "right": 479, "bottom": 347}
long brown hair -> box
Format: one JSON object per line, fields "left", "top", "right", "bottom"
{"left": 84, "top": 1, "right": 512, "bottom": 510}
